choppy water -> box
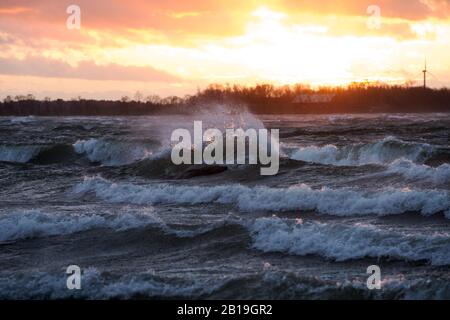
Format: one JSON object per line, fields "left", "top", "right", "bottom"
{"left": 0, "top": 111, "right": 449, "bottom": 299}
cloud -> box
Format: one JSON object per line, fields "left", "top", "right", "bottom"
{"left": 0, "top": 32, "right": 17, "bottom": 45}
{"left": 0, "top": 56, "right": 181, "bottom": 82}
{"left": 0, "top": 0, "right": 255, "bottom": 38}
{"left": 0, "top": 0, "right": 449, "bottom": 95}
{"left": 0, "top": 0, "right": 447, "bottom": 51}
{"left": 280, "top": 0, "right": 450, "bottom": 20}
{"left": 1, "top": 0, "right": 448, "bottom": 46}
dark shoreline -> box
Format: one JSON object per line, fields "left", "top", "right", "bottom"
{"left": 2, "top": 84, "right": 449, "bottom": 116}
{"left": 1, "top": 101, "right": 449, "bottom": 116}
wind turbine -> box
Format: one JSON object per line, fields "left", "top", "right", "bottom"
{"left": 422, "top": 58, "right": 427, "bottom": 89}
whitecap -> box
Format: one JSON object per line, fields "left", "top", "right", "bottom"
{"left": 73, "top": 176, "right": 450, "bottom": 217}
{"left": 248, "top": 217, "right": 450, "bottom": 265}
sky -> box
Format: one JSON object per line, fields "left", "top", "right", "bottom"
{"left": 1, "top": 0, "right": 450, "bottom": 99}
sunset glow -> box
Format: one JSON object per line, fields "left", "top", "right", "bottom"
{"left": 1, "top": 0, "right": 450, "bottom": 99}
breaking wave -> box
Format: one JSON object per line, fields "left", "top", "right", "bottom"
{"left": 1, "top": 257, "right": 449, "bottom": 299}
{"left": 0, "top": 144, "right": 78, "bottom": 164}
{"left": 248, "top": 217, "right": 450, "bottom": 265}
{"left": 73, "top": 139, "right": 155, "bottom": 166}
{"left": 0, "top": 145, "right": 43, "bottom": 163}
{"left": 289, "top": 136, "right": 436, "bottom": 166}
{"left": 387, "top": 159, "right": 450, "bottom": 186}
{"left": 0, "top": 268, "right": 226, "bottom": 299}
{"left": 73, "top": 177, "right": 450, "bottom": 217}
{"left": 0, "top": 209, "right": 163, "bottom": 242}
{"left": 0, "top": 208, "right": 231, "bottom": 242}
{"left": 0, "top": 139, "right": 161, "bottom": 165}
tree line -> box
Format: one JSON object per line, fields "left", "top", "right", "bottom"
{"left": 1, "top": 83, "right": 449, "bottom": 116}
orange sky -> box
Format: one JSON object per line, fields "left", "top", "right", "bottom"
{"left": 1, "top": 0, "right": 450, "bottom": 99}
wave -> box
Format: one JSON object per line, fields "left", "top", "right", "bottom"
{"left": 0, "top": 209, "right": 165, "bottom": 242}
{"left": 289, "top": 136, "right": 436, "bottom": 166}
{"left": 8, "top": 116, "right": 36, "bottom": 124}
{"left": 0, "top": 144, "right": 79, "bottom": 164}
{"left": 386, "top": 159, "right": 450, "bottom": 186}
{"left": 0, "top": 208, "right": 232, "bottom": 242}
{"left": 73, "top": 177, "right": 450, "bottom": 217}
{"left": 0, "top": 145, "right": 42, "bottom": 163}
{"left": 248, "top": 217, "right": 450, "bottom": 265}
{"left": 73, "top": 139, "right": 156, "bottom": 166}
{"left": 0, "top": 268, "right": 226, "bottom": 299}
{"left": 0, "top": 139, "right": 160, "bottom": 165}
{"left": 1, "top": 262, "right": 448, "bottom": 299}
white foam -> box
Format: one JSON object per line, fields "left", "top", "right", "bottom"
{"left": 9, "top": 116, "right": 36, "bottom": 124}
{"left": 387, "top": 159, "right": 450, "bottom": 185}
{"left": 0, "top": 268, "right": 228, "bottom": 299}
{"left": 0, "top": 145, "right": 42, "bottom": 163}
{"left": 248, "top": 217, "right": 450, "bottom": 265}
{"left": 289, "top": 136, "right": 435, "bottom": 166}
{"left": 328, "top": 115, "right": 356, "bottom": 122}
{"left": 0, "top": 207, "right": 225, "bottom": 242}
{"left": 0, "top": 209, "right": 160, "bottom": 242}
{"left": 0, "top": 265, "right": 447, "bottom": 299}
{"left": 73, "top": 177, "right": 450, "bottom": 217}
{"left": 73, "top": 139, "right": 153, "bottom": 166}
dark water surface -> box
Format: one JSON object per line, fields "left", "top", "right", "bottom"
{"left": 0, "top": 112, "right": 449, "bottom": 299}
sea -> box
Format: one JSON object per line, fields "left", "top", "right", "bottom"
{"left": 0, "top": 108, "right": 449, "bottom": 299}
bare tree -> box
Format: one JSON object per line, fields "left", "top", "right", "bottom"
{"left": 145, "top": 94, "right": 161, "bottom": 104}
{"left": 26, "top": 94, "right": 36, "bottom": 101}
{"left": 134, "top": 91, "right": 144, "bottom": 102}
{"left": 3, "top": 96, "right": 13, "bottom": 103}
